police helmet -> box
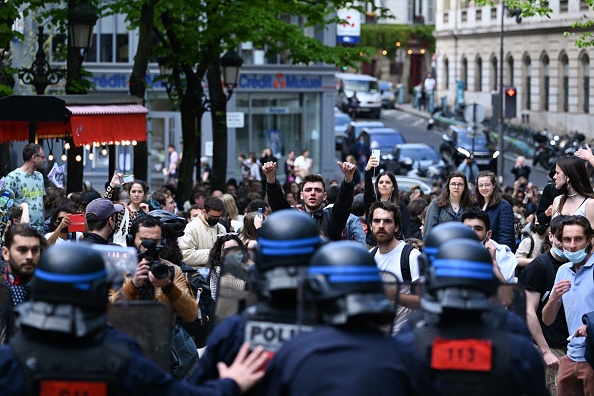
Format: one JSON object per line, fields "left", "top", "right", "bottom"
{"left": 148, "top": 209, "right": 186, "bottom": 239}
{"left": 306, "top": 241, "right": 394, "bottom": 326}
{"left": 424, "top": 238, "right": 497, "bottom": 312}
{"left": 420, "top": 221, "right": 479, "bottom": 276}
{"left": 31, "top": 244, "right": 110, "bottom": 311}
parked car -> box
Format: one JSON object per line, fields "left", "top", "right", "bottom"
{"left": 335, "top": 112, "right": 352, "bottom": 151}
{"left": 335, "top": 73, "right": 382, "bottom": 119}
{"left": 395, "top": 176, "right": 433, "bottom": 195}
{"left": 385, "top": 143, "right": 449, "bottom": 180}
{"left": 439, "top": 125, "right": 499, "bottom": 171}
{"left": 340, "top": 121, "right": 385, "bottom": 159}
{"left": 378, "top": 80, "right": 396, "bottom": 109}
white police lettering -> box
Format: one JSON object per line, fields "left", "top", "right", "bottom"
{"left": 244, "top": 321, "right": 313, "bottom": 352}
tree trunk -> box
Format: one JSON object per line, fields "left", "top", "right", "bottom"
{"left": 207, "top": 57, "right": 227, "bottom": 193}
{"left": 129, "top": 2, "right": 154, "bottom": 184}
{"left": 177, "top": 72, "right": 203, "bottom": 204}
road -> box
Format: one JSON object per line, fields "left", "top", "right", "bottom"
{"left": 378, "top": 109, "right": 551, "bottom": 189}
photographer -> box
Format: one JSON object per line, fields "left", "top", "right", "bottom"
{"left": 109, "top": 216, "right": 197, "bottom": 324}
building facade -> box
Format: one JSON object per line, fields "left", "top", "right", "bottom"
{"left": 435, "top": 0, "right": 594, "bottom": 136}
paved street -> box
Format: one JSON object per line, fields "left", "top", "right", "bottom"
{"left": 378, "top": 108, "right": 551, "bottom": 189}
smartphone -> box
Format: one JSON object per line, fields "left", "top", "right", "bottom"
{"left": 121, "top": 174, "right": 135, "bottom": 183}
{"left": 257, "top": 207, "right": 263, "bottom": 218}
{"left": 372, "top": 149, "right": 381, "bottom": 163}
{"left": 67, "top": 213, "right": 85, "bottom": 232}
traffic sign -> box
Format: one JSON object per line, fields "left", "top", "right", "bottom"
{"left": 226, "top": 112, "right": 244, "bottom": 128}
{"left": 463, "top": 103, "right": 486, "bottom": 124}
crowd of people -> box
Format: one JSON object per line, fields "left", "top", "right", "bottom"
{"left": 0, "top": 142, "right": 593, "bottom": 395}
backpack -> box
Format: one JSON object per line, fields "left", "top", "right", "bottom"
{"left": 176, "top": 265, "right": 215, "bottom": 348}
{"left": 370, "top": 243, "right": 414, "bottom": 282}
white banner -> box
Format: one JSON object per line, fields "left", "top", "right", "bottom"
{"left": 47, "top": 163, "right": 65, "bottom": 189}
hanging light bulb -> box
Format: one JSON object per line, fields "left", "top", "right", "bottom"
{"left": 64, "top": 142, "right": 71, "bottom": 150}
{"left": 85, "top": 144, "right": 91, "bottom": 150}
{"left": 132, "top": 140, "right": 137, "bottom": 146}
{"left": 61, "top": 153, "right": 67, "bottom": 161}
{"left": 75, "top": 155, "right": 82, "bottom": 162}
{"left": 101, "top": 145, "right": 107, "bottom": 156}
{"left": 48, "top": 152, "right": 54, "bottom": 161}
{"left": 89, "top": 152, "right": 94, "bottom": 160}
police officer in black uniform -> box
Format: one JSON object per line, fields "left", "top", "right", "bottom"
{"left": 187, "top": 209, "right": 323, "bottom": 388}
{"left": 260, "top": 241, "right": 440, "bottom": 395}
{"left": 0, "top": 243, "right": 267, "bottom": 395}
{"left": 396, "top": 232, "right": 548, "bottom": 396}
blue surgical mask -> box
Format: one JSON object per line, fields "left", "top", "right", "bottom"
{"left": 551, "top": 244, "right": 565, "bottom": 259}
{"left": 563, "top": 247, "right": 588, "bottom": 264}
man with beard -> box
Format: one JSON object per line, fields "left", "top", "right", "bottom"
{"left": 81, "top": 198, "right": 124, "bottom": 244}
{"left": 0, "top": 224, "right": 46, "bottom": 343}
{"left": 3, "top": 144, "right": 46, "bottom": 233}
{"left": 368, "top": 200, "right": 421, "bottom": 334}
{"left": 261, "top": 160, "right": 356, "bottom": 241}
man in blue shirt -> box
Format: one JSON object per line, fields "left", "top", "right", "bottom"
{"left": 543, "top": 215, "right": 594, "bottom": 395}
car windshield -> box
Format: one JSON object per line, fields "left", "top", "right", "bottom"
{"left": 335, "top": 114, "right": 351, "bottom": 127}
{"left": 378, "top": 82, "right": 392, "bottom": 91}
{"left": 400, "top": 146, "right": 440, "bottom": 160}
{"left": 344, "top": 79, "right": 379, "bottom": 93}
{"left": 369, "top": 134, "right": 405, "bottom": 151}
{"left": 457, "top": 131, "right": 491, "bottom": 146}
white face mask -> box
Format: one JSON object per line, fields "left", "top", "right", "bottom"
{"left": 564, "top": 247, "right": 588, "bottom": 264}
{"left": 551, "top": 244, "right": 565, "bottom": 259}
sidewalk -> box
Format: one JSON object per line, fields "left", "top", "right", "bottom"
{"left": 394, "top": 103, "right": 432, "bottom": 119}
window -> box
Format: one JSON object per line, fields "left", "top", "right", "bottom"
{"left": 560, "top": 0, "right": 568, "bottom": 12}
{"left": 491, "top": 57, "right": 498, "bottom": 91}
{"left": 461, "top": 10, "right": 467, "bottom": 22}
{"left": 543, "top": 56, "right": 550, "bottom": 111}
{"left": 475, "top": 57, "right": 483, "bottom": 91}
{"left": 462, "top": 58, "right": 468, "bottom": 91}
{"left": 581, "top": 0, "right": 590, "bottom": 11}
{"left": 581, "top": 54, "right": 590, "bottom": 113}
{"left": 444, "top": 13, "right": 449, "bottom": 23}
{"left": 84, "top": 15, "right": 130, "bottom": 64}
{"left": 507, "top": 56, "right": 514, "bottom": 86}
{"left": 524, "top": 56, "right": 531, "bottom": 111}
{"left": 476, "top": 9, "right": 482, "bottom": 21}
{"left": 444, "top": 58, "right": 450, "bottom": 90}
{"left": 491, "top": 7, "right": 497, "bottom": 19}
{"left": 561, "top": 55, "right": 569, "bottom": 112}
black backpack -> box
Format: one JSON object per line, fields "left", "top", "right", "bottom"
{"left": 370, "top": 243, "right": 414, "bottom": 282}
{"left": 176, "top": 265, "right": 215, "bottom": 348}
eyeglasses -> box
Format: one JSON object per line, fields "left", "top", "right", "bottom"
{"left": 35, "top": 154, "right": 45, "bottom": 159}
{"left": 449, "top": 183, "right": 465, "bottom": 188}
{"left": 206, "top": 213, "right": 221, "bottom": 221}
{"left": 477, "top": 183, "right": 493, "bottom": 188}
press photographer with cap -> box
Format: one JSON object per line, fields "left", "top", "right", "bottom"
{"left": 81, "top": 198, "right": 124, "bottom": 245}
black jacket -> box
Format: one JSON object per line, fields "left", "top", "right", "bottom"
{"left": 536, "top": 183, "right": 561, "bottom": 227}
{"left": 266, "top": 179, "right": 355, "bottom": 241}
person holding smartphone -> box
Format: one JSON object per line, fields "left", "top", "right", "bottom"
{"left": 44, "top": 204, "right": 83, "bottom": 245}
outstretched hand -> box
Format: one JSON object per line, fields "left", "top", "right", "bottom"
{"left": 110, "top": 170, "right": 123, "bottom": 188}
{"left": 575, "top": 143, "right": 594, "bottom": 164}
{"left": 218, "top": 342, "right": 268, "bottom": 393}
{"left": 261, "top": 162, "right": 278, "bottom": 184}
{"left": 337, "top": 161, "right": 357, "bottom": 183}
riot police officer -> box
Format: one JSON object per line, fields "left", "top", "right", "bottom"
{"left": 260, "top": 241, "right": 440, "bottom": 395}
{"left": 397, "top": 233, "right": 548, "bottom": 396}
{"left": 187, "top": 209, "right": 323, "bottom": 388}
{"left": 0, "top": 243, "right": 266, "bottom": 395}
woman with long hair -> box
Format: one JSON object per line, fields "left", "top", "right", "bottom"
{"left": 220, "top": 193, "right": 241, "bottom": 232}
{"left": 363, "top": 156, "right": 412, "bottom": 240}
{"left": 423, "top": 171, "right": 472, "bottom": 240}
{"left": 105, "top": 171, "right": 149, "bottom": 244}
{"left": 552, "top": 156, "right": 594, "bottom": 228}
{"left": 207, "top": 234, "right": 246, "bottom": 301}
{"left": 241, "top": 211, "right": 263, "bottom": 250}
{"left": 476, "top": 170, "right": 516, "bottom": 250}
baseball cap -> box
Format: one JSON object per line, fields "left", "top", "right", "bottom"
{"left": 86, "top": 198, "right": 124, "bottom": 221}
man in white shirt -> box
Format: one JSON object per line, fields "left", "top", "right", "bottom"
{"left": 369, "top": 200, "right": 421, "bottom": 334}
{"left": 165, "top": 144, "right": 179, "bottom": 184}
{"left": 293, "top": 148, "right": 313, "bottom": 184}
{"left": 462, "top": 208, "right": 518, "bottom": 283}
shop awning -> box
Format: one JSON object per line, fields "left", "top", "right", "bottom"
{"left": 0, "top": 94, "right": 148, "bottom": 146}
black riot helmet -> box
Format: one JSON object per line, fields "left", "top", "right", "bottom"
{"left": 423, "top": 238, "right": 497, "bottom": 313}
{"left": 306, "top": 241, "right": 394, "bottom": 326}
{"left": 148, "top": 209, "right": 186, "bottom": 239}
{"left": 30, "top": 244, "right": 110, "bottom": 311}
{"left": 420, "top": 222, "right": 479, "bottom": 275}
{"left": 255, "top": 209, "right": 322, "bottom": 295}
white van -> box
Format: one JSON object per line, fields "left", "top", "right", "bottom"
{"left": 335, "top": 73, "right": 382, "bottom": 119}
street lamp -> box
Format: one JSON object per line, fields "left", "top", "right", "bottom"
{"left": 220, "top": 49, "right": 243, "bottom": 99}
{"left": 68, "top": 1, "right": 99, "bottom": 50}
{"left": 18, "top": 27, "right": 64, "bottom": 95}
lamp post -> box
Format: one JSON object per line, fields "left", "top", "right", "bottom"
{"left": 496, "top": 3, "right": 521, "bottom": 183}
{"left": 18, "top": 27, "right": 64, "bottom": 96}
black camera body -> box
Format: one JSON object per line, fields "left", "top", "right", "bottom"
{"left": 138, "top": 239, "right": 170, "bottom": 280}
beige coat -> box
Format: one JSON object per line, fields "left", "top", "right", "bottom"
{"left": 178, "top": 214, "right": 226, "bottom": 267}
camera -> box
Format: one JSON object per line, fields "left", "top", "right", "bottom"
{"left": 138, "top": 239, "right": 170, "bottom": 280}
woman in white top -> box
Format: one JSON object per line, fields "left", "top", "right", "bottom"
{"left": 551, "top": 156, "right": 594, "bottom": 227}
{"left": 44, "top": 204, "right": 82, "bottom": 245}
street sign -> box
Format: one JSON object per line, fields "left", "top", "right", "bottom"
{"left": 463, "top": 103, "right": 486, "bottom": 124}
{"left": 226, "top": 112, "right": 245, "bottom": 128}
